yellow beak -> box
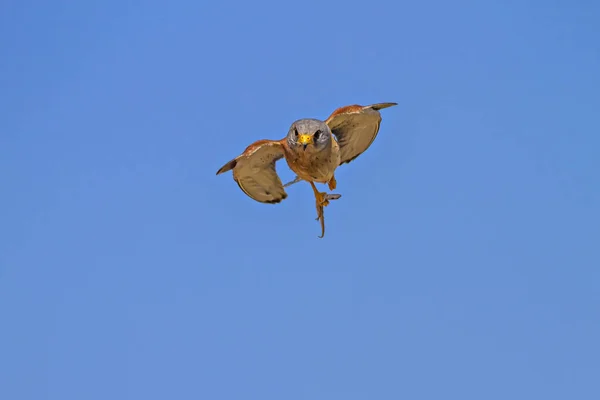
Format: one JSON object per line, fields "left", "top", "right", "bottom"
{"left": 298, "top": 134, "right": 313, "bottom": 146}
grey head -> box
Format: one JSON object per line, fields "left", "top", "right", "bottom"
{"left": 286, "top": 118, "right": 332, "bottom": 152}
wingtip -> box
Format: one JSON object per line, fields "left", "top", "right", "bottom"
{"left": 370, "top": 102, "right": 398, "bottom": 110}
{"left": 264, "top": 191, "right": 288, "bottom": 204}
{"left": 216, "top": 159, "right": 237, "bottom": 175}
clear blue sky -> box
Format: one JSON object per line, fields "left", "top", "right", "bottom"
{"left": 1, "top": 1, "right": 599, "bottom": 399}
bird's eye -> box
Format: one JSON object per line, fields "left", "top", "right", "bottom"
{"left": 294, "top": 128, "right": 299, "bottom": 137}
{"left": 314, "top": 130, "right": 321, "bottom": 140}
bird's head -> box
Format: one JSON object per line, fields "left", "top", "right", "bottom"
{"left": 287, "top": 119, "right": 332, "bottom": 152}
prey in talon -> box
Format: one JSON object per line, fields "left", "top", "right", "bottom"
{"left": 216, "top": 102, "right": 397, "bottom": 237}
{"left": 314, "top": 192, "right": 342, "bottom": 238}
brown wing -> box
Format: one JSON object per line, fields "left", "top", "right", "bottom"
{"left": 216, "top": 139, "right": 288, "bottom": 204}
{"left": 325, "top": 102, "right": 397, "bottom": 165}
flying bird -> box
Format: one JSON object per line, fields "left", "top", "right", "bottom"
{"left": 216, "top": 102, "right": 397, "bottom": 238}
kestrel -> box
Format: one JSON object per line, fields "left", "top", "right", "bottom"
{"left": 216, "top": 102, "right": 397, "bottom": 237}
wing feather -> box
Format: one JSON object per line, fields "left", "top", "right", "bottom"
{"left": 325, "top": 102, "right": 397, "bottom": 165}
{"left": 216, "top": 139, "right": 288, "bottom": 204}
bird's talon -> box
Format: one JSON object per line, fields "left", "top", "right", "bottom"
{"left": 316, "top": 192, "right": 341, "bottom": 207}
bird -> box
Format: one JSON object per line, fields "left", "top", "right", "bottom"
{"left": 216, "top": 102, "right": 397, "bottom": 238}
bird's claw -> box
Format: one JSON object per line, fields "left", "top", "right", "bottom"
{"left": 315, "top": 193, "right": 341, "bottom": 220}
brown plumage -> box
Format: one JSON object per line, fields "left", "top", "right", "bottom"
{"left": 216, "top": 102, "right": 397, "bottom": 237}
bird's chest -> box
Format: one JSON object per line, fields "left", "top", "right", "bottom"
{"left": 285, "top": 142, "right": 340, "bottom": 183}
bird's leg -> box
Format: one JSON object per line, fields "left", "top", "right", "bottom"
{"left": 328, "top": 174, "right": 337, "bottom": 191}
{"left": 308, "top": 181, "right": 341, "bottom": 238}
{"left": 308, "top": 181, "right": 338, "bottom": 210}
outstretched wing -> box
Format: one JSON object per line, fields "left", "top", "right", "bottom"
{"left": 325, "top": 102, "right": 397, "bottom": 165}
{"left": 216, "top": 139, "right": 288, "bottom": 204}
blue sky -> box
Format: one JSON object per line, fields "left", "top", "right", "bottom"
{"left": 1, "top": 1, "right": 599, "bottom": 399}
